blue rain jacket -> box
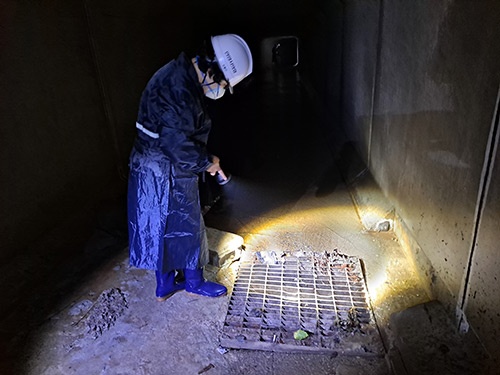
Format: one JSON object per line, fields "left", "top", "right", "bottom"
{"left": 127, "top": 53, "right": 212, "bottom": 273}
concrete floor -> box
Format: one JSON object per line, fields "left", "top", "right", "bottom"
{"left": 18, "top": 159, "right": 405, "bottom": 375}
{"left": 1, "top": 68, "right": 490, "bottom": 374}
{"left": 5, "top": 159, "right": 488, "bottom": 375}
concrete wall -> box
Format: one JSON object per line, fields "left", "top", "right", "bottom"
{"left": 339, "top": 0, "right": 500, "bottom": 359}
{"left": 341, "top": 0, "right": 380, "bottom": 163}
{"left": 1, "top": 0, "right": 114, "bottom": 263}
{"left": 0, "top": 0, "right": 196, "bottom": 264}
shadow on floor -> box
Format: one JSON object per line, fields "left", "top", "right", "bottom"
{"left": 0, "top": 198, "right": 128, "bottom": 374}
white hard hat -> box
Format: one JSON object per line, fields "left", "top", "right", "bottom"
{"left": 211, "top": 34, "right": 253, "bottom": 93}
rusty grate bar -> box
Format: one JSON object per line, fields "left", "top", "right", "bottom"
{"left": 221, "top": 250, "right": 384, "bottom": 355}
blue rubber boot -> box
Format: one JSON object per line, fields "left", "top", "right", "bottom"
{"left": 155, "top": 270, "right": 185, "bottom": 301}
{"left": 184, "top": 268, "right": 227, "bottom": 297}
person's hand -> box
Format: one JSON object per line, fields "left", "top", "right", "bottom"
{"left": 206, "top": 155, "right": 222, "bottom": 176}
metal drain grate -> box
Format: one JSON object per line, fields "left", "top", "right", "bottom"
{"left": 221, "top": 250, "right": 384, "bottom": 355}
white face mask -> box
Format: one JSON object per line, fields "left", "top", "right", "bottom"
{"left": 199, "top": 68, "right": 226, "bottom": 100}
{"left": 204, "top": 82, "right": 226, "bottom": 100}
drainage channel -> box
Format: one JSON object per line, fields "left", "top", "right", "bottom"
{"left": 221, "top": 250, "right": 384, "bottom": 355}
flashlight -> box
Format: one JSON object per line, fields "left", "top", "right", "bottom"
{"left": 216, "top": 170, "right": 232, "bottom": 185}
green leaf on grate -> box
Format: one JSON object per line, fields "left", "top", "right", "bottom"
{"left": 294, "top": 329, "right": 309, "bottom": 340}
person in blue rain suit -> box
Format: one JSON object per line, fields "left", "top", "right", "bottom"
{"left": 127, "top": 34, "right": 253, "bottom": 301}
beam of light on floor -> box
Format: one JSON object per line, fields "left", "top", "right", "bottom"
{"left": 213, "top": 187, "right": 430, "bottom": 319}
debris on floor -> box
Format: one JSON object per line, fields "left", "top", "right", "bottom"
{"left": 83, "top": 287, "right": 128, "bottom": 339}
{"left": 207, "top": 227, "right": 244, "bottom": 268}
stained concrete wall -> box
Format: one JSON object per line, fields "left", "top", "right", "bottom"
{"left": 340, "top": 0, "right": 380, "bottom": 163}
{"left": 339, "top": 0, "right": 500, "bottom": 360}
{"left": 466, "top": 124, "right": 500, "bottom": 354}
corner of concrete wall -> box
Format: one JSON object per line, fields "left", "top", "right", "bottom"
{"left": 337, "top": 147, "right": 437, "bottom": 304}
{"left": 339, "top": 0, "right": 500, "bottom": 360}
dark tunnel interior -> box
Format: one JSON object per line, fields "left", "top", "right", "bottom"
{"left": 1, "top": 1, "right": 500, "bottom": 373}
